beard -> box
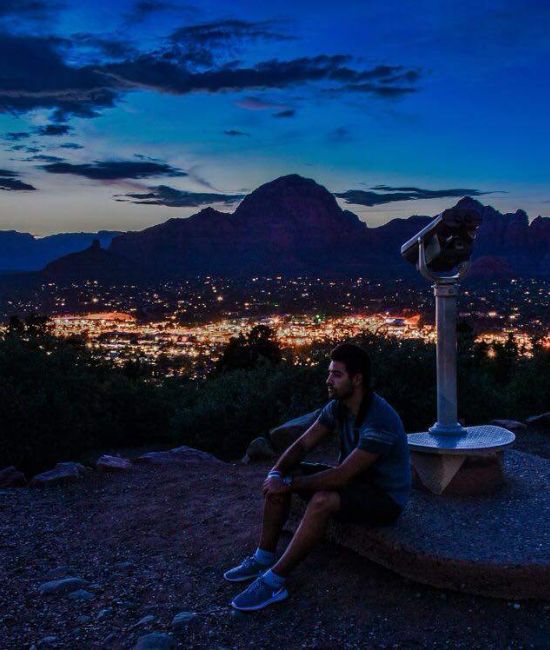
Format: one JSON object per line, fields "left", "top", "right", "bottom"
{"left": 327, "top": 381, "right": 354, "bottom": 400}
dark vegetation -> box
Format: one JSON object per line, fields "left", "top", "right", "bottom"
{"left": 1, "top": 316, "right": 548, "bottom": 476}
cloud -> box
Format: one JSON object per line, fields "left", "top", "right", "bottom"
{"left": 169, "top": 19, "right": 293, "bottom": 68}
{"left": 236, "top": 96, "right": 290, "bottom": 111}
{"left": 40, "top": 159, "right": 187, "bottom": 180}
{"left": 36, "top": 124, "right": 71, "bottom": 136}
{"left": 115, "top": 184, "right": 244, "bottom": 207}
{"left": 0, "top": 0, "right": 63, "bottom": 25}
{"left": 124, "top": 1, "right": 197, "bottom": 25}
{"left": 0, "top": 31, "right": 421, "bottom": 123}
{"left": 334, "top": 185, "right": 502, "bottom": 206}
{"left": 0, "top": 34, "right": 119, "bottom": 120}
{"left": 273, "top": 109, "right": 295, "bottom": 118}
{"left": 224, "top": 129, "right": 250, "bottom": 136}
{"left": 0, "top": 168, "right": 36, "bottom": 191}
{"left": 59, "top": 142, "right": 84, "bottom": 149}
{"left": 328, "top": 126, "right": 352, "bottom": 142}
{"left": 103, "top": 54, "right": 421, "bottom": 98}
{"left": 4, "top": 132, "right": 30, "bottom": 141}
{"left": 26, "top": 154, "right": 65, "bottom": 162}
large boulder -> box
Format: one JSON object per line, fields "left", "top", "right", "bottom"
{"left": 490, "top": 419, "right": 527, "bottom": 431}
{"left": 30, "top": 462, "right": 87, "bottom": 488}
{"left": 0, "top": 466, "right": 27, "bottom": 487}
{"left": 96, "top": 455, "right": 132, "bottom": 472}
{"left": 525, "top": 413, "right": 550, "bottom": 429}
{"left": 133, "top": 445, "right": 222, "bottom": 466}
{"left": 269, "top": 409, "right": 321, "bottom": 452}
{"left": 243, "top": 437, "right": 276, "bottom": 463}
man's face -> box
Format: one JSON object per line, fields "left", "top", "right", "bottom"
{"left": 326, "top": 360, "right": 355, "bottom": 400}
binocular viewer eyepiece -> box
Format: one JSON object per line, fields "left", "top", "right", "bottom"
{"left": 401, "top": 204, "right": 482, "bottom": 273}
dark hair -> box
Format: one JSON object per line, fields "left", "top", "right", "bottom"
{"left": 330, "top": 342, "right": 372, "bottom": 388}
{"left": 330, "top": 343, "right": 373, "bottom": 431}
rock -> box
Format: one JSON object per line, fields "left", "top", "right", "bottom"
{"left": 77, "top": 615, "right": 91, "bottom": 624}
{"left": 38, "top": 577, "right": 89, "bottom": 596}
{"left": 134, "top": 446, "right": 221, "bottom": 466}
{"left": 525, "top": 412, "right": 550, "bottom": 428}
{"left": 245, "top": 437, "right": 275, "bottom": 461}
{"left": 269, "top": 409, "right": 321, "bottom": 452}
{"left": 30, "top": 463, "right": 84, "bottom": 488}
{"left": 96, "top": 455, "right": 132, "bottom": 472}
{"left": 96, "top": 607, "right": 113, "bottom": 621}
{"left": 67, "top": 589, "right": 95, "bottom": 601}
{"left": 135, "top": 632, "right": 176, "bottom": 650}
{"left": 490, "top": 419, "right": 527, "bottom": 431}
{"left": 172, "top": 611, "right": 198, "bottom": 632}
{"left": 114, "top": 560, "right": 135, "bottom": 571}
{"left": 130, "top": 614, "right": 156, "bottom": 629}
{"left": 0, "top": 466, "right": 27, "bottom": 487}
{"left": 55, "top": 462, "right": 88, "bottom": 476}
{"left": 37, "top": 636, "right": 59, "bottom": 647}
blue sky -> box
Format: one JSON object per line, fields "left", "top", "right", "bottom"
{"left": 0, "top": 0, "right": 548, "bottom": 235}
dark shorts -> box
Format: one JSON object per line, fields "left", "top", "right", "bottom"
{"left": 291, "top": 462, "right": 402, "bottom": 526}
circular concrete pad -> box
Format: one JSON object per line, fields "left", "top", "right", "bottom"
{"left": 285, "top": 450, "right": 550, "bottom": 600}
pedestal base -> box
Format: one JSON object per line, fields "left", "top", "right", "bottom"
{"left": 411, "top": 452, "right": 504, "bottom": 496}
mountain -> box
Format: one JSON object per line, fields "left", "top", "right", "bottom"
{"left": 2, "top": 175, "right": 549, "bottom": 283}
{"left": 42, "top": 239, "right": 146, "bottom": 283}
{"left": 0, "top": 230, "right": 121, "bottom": 272}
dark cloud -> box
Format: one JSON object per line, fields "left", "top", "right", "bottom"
{"left": 4, "top": 132, "right": 30, "bottom": 141}
{"left": 237, "top": 96, "right": 289, "bottom": 110}
{"left": 115, "top": 184, "right": 244, "bottom": 207}
{"left": 59, "top": 142, "right": 84, "bottom": 149}
{"left": 0, "top": 169, "right": 36, "bottom": 191}
{"left": 40, "top": 160, "right": 187, "bottom": 180}
{"left": 68, "top": 33, "right": 137, "bottom": 62}
{"left": 169, "top": 19, "right": 293, "bottom": 68}
{"left": 0, "top": 34, "right": 118, "bottom": 120}
{"left": 273, "top": 109, "right": 295, "bottom": 118}
{"left": 0, "top": 31, "right": 421, "bottom": 122}
{"left": 328, "top": 127, "right": 352, "bottom": 142}
{"left": 103, "top": 54, "right": 421, "bottom": 98}
{"left": 224, "top": 129, "right": 250, "bottom": 137}
{"left": 9, "top": 145, "right": 41, "bottom": 153}
{"left": 26, "top": 154, "right": 64, "bottom": 162}
{"left": 124, "top": 1, "right": 196, "bottom": 25}
{"left": 0, "top": 0, "right": 63, "bottom": 23}
{"left": 36, "top": 124, "right": 71, "bottom": 136}
{"left": 334, "top": 186, "right": 501, "bottom": 207}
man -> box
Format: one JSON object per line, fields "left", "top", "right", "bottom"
{"left": 224, "top": 342, "right": 411, "bottom": 611}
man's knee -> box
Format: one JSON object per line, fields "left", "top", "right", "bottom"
{"left": 306, "top": 490, "right": 340, "bottom": 515}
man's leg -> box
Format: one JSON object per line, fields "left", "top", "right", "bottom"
{"left": 258, "top": 492, "right": 293, "bottom": 553}
{"left": 270, "top": 490, "right": 341, "bottom": 577}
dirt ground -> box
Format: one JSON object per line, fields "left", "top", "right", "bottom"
{"left": 1, "top": 432, "right": 549, "bottom": 649}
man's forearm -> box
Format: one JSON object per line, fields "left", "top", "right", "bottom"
{"left": 290, "top": 467, "right": 347, "bottom": 492}
{"left": 271, "top": 440, "right": 307, "bottom": 475}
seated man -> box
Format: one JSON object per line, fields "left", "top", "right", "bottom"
{"left": 224, "top": 342, "right": 411, "bottom": 611}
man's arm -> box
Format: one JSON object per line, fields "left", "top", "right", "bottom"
{"left": 270, "top": 418, "right": 332, "bottom": 476}
{"left": 290, "top": 447, "right": 379, "bottom": 492}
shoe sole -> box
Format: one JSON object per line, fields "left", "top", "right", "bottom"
{"left": 230, "top": 589, "right": 289, "bottom": 611}
{"left": 223, "top": 570, "right": 262, "bottom": 583}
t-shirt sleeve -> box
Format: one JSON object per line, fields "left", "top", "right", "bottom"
{"left": 357, "top": 426, "right": 395, "bottom": 455}
{"left": 317, "top": 400, "right": 338, "bottom": 430}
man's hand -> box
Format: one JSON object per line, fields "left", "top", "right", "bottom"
{"left": 262, "top": 475, "right": 290, "bottom": 499}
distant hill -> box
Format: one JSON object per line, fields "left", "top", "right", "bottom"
{"left": 0, "top": 230, "right": 121, "bottom": 272}
{"left": 2, "top": 175, "right": 549, "bottom": 283}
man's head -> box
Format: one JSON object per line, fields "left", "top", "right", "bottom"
{"left": 326, "top": 343, "right": 372, "bottom": 401}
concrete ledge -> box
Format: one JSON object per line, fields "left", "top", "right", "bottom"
{"left": 284, "top": 450, "right": 550, "bottom": 600}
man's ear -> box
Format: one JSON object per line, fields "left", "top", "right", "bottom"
{"left": 351, "top": 373, "right": 362, "bottom": 388}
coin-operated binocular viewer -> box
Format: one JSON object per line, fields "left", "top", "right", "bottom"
{"left": 401, "top": 202, "right": 515, "bottom": 495}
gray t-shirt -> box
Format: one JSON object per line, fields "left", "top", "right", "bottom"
{"left": 317, "top": 393, "right": 411, "bottom": 508}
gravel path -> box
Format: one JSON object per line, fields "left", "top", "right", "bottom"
{"left": 1, "top": 450, "right": 549, "bottom": 649}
